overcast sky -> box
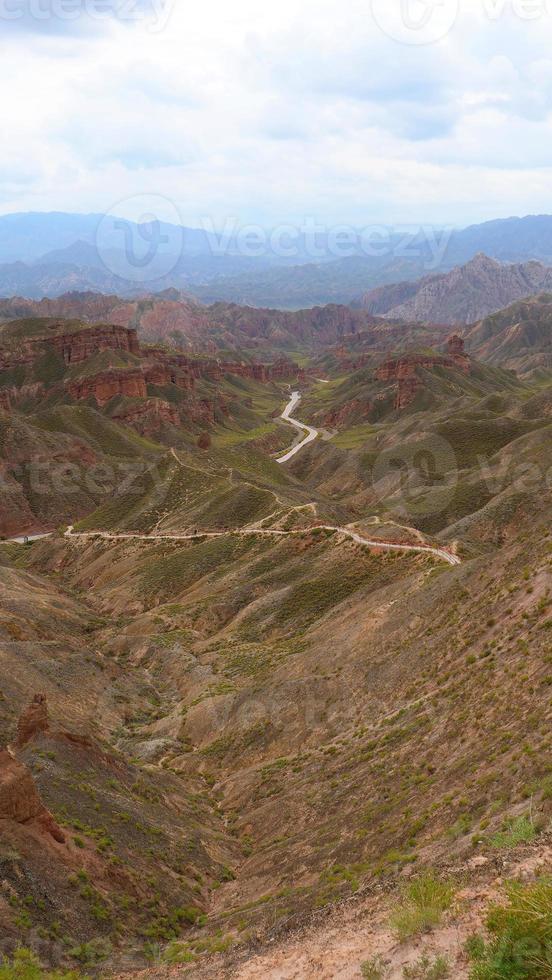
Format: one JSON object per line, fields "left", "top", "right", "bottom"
{"left": 2, "top": 0, "right": 552, "bottom": 229}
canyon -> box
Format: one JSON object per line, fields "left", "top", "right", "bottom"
{"left": 0, "top": 293, "right": 551, "bottom": 978}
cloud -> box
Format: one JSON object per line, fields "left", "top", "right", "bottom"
{"left": 0, "top": 0, "right": 170, "bottom": 35}
{"left": 2, "top": 0, "right": 552, "bottom": 227}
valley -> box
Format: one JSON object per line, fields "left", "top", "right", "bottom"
{"left": 0, "top": 290, "right": 551, "bottom": 979}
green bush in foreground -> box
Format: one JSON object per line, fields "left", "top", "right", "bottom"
{"left": 0, "top": 949, "right": 82, "bottom": 980}
{"left": 490, "top": 817, "right": 537, "bottom": 851}
{"left": 468, "top": 879, "right": 552, "bottom": 978}
{"left": 361, "top": 956, "right": 387, "bottom": 978}
{"left": 391, "top": 874, "right": 455, "bottom": 941}
{"left": 403, "top": 954, "right": 450, "bottom": 978}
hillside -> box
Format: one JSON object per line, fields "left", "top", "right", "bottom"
{"left": 465, "top": 293, "right": 552, "bottom": 376}
{"left": 0, "top": 306, "right": 552, "bottom": 976}
{"left": 359, "top": 254, "right": 552, "bottom": 325}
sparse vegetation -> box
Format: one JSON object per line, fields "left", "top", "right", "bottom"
{"left": 403, "top": 955, "right": 450, "bottom": 979}
{"left": 468, "top": 879, "right": 552, "bottom": 979}
{"left": 361, "top": 956, "right": 388, "bottom": 979}
{"left": 0, "top": 949, "right": 82, "bottom": 980}
{"left": 391, "top": 875, "right": 455, "bottom": 941}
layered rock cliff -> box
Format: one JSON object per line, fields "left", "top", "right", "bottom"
{"left": 374, "top": 337, "right": 470, "bottom": 409}
{"left": 65, "top": 368, "right": 147, "bottom": 406}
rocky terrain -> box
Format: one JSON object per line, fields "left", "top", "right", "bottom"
{"left": 0, "top": 297, "right": 551, "bottom": 978}
{"left": 0, "top": 316, "right": 306, "bottom": 534}
{"left": 0, "top": 293, "right": 381, "bottom": 355}
{"left": 360, "top": 253, "right": 552, "bottom": 325}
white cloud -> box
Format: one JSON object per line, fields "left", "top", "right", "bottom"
{"left": 1, "top": 0, "right": 552, "bottom": 227}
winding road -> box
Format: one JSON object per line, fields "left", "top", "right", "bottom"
{"left": 8, "top": 390, "right": 461, "bottom": 567}
{"left": 276, "top": 391, "right": 320, "bottom": 464}
{"left": 62, "top": 524, "right": 460, "bottom": 565}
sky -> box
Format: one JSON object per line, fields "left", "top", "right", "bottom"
{"left": 2, "top": 0, "right": 552, "bottom": 231}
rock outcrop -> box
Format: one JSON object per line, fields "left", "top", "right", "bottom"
{"left": 65, "top": 369, "right": 147, "bottom": 406}
{"left": 111, "top": 398, "right": 180, "bottom": 436}
{"left": 15, "top": 694, "right": 49, "bottom": 747}
{"left": 0, "top": 294, "right": 378, "bottom": 352}
{"left": 375, "top": 345, "right": 471, "bottom": 410}
{"left": 0, "top": 323, "right": 139, "bottom": 373}
{"left": 0, "top": 749, "right": 65, "bottom": 843}
{"left": 48, "top": 325, "right": 140, "bottom": 365}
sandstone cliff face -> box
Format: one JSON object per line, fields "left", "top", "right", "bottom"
{"left": 111, "top": 398, "right": 180, "bottom": 436}
{"left": 324, "top": 398, "right": 372, "bottom": 428}
{"left": 65, "top": 369, "right": 147, "bottom": 406}
{"left": 49, "top": 325, "right": 140, "bottom": 364}
{"left": 374, "top": 337, "right": 470, "bottom": 409}
{"left": 0, "top": 323, "right": 139, "bottom": 374}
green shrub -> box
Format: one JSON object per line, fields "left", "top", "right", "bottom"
{"left": 0, "top": 949, "right": 82, "bottom": 980}
{"left": 361, "top": 957, "right": 388, "bottom": 979}
{"left": 490, "top": 817, "right": 536, "bottom": 850}
{"left": 403, "top": 954, "right": 450, "bottom": 978}
{"left": 162, "top": 943, "right": 195, "bottom": 965}
{"left": 391, "top": 874, "right": 455, "bottom": 941}
{"left": 468, "top": 879, "right": 552, "bottom": 978}
{"left": 68, "top": 938, "right": 111, "bottom": 966}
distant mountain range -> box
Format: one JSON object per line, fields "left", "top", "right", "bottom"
{"left": 4, "top": 211, "right": 552, "bottom": 307}
{"left": 359, "top": 254, "right": 552, "bottom": 325}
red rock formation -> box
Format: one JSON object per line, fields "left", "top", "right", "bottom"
{"left": 16, "top": 694, "right": 49, "bottom": 747}
{"left": 65, "top": 370, "right": 147, "bottom": 406}
{"left": 447, "top": 334, "right": 471, "bottom": 371}
{"left": 0, "top": 390, "right": 11, "bottom": 412}
{"left": 142, "top": 360, "right": 195, "bottom": 390}
{"left": 0, "top": 749, "right": 65, "bottom": 843}
{"left": 49, "top": 325, "right": 140, "bottom": 365}
{"left": 447, "top": 334, "right": 464, "bottom": 356}
{"left": 0, "top": 324, "right": 140, "bottom": 375}
{"left": 324, "top": 398, "right": 372, "bottom": 428}
{"left": 197, "top": 432, "right": 212, "bottom": 450}
{"left": 395, "top": 376, "right": 421, "bottom": 410}
{"left": 111, "top": 398, "right": 180, "bottom": 436}
{"left": 375, "top": 353, "right": 460, "bottom": 382}
{"left": 375, "top": 348, "right": 471, "bottom": 410}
